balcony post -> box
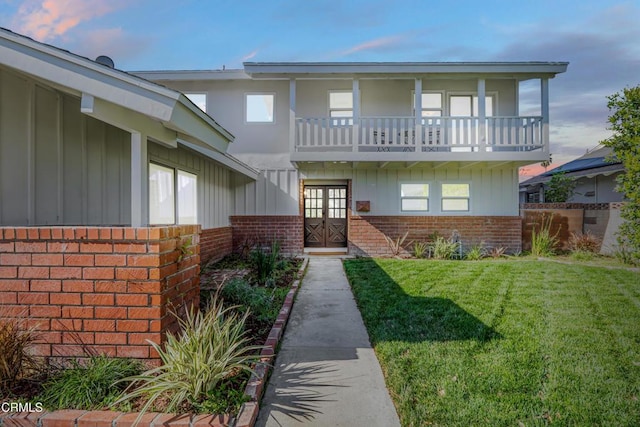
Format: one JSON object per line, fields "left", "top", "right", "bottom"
{"left": 289, "top": 78, "right": 296, "bottom": 152}
{"left": 131, "top": 131, "right": 148, "bottom": 227}
{"left": 414, "top": 78, "right": 422, "bottom": 149}
{"left": 477, "top": 78, "right": 486, "bottom": 151}
{"left": 541, "top": 78, "right": 549, "bottom": 152}
{"left": 352, "top": 78, "right": 360, "bottom": 152}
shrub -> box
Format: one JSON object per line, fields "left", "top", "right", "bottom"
{"left": 571, "top": 250, "right": 595, "bottom": 262}
{"left": 465, "top": 244, "right": 485, "bottom": 261}
{"left": 432, "top": 236, "right": 460, "bottom": 260}
{"left": 115, "top": 296, "right": 264, "bottom": 419}
{"left": 530, "top": 214, "right": 559, "bottom": 257}
{"left": 487, "top": 247, "right": 507, "bottom": 258}
{"left": 250, "top": 241, "right": 283, "bottom": 286}
{"left": 0, "top": 316, "right": 40, "bottom": 395}
{"left": 412, "top": 241, "right": 429, "bottom": 258}
{"left": 568, "top": 231, "right": 601, "bottom": 253}
{"left": 221, "top": 278, "right": 283, "bottom": 324}
{"left": 545, "top": 172, "right": 576, "bottom": 202}
{"left": 37, "top": 356, "right": 141, "bottom": 410}
{"left": 385, "top": 231, "right": 409, "bottom": 257}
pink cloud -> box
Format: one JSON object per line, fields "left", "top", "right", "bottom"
{"left": 242, "top": 50, "right": 258, "bottom": 62}
{"left": 341, "top": 34, "right": 407, "bottom": 56}
{"left": 13, "top": 0, "right": 130, "bottom": 41}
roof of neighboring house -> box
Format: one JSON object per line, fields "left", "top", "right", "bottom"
{"left": 520, "top": 146, "right": 623, "bottom": 188}
{"left": 0, "top": 27, "right": 258, "bottom": 179}
{"left": 133, "top": 61, "right": 569, "bottom": 82}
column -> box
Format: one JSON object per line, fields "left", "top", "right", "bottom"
{"left": 131, "top": 132, "right": 148, "bottom": 227}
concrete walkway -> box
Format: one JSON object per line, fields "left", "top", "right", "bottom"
{"left": 256, "top": 257, "right": 400, "bottom": 427}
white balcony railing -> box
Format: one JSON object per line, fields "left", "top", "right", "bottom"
{"left": 295, "top": 116, "right": 544, "bottom": 153}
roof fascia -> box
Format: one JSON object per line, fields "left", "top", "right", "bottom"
{"left": 179, "top": 140, "right": 259, "bottom": 180}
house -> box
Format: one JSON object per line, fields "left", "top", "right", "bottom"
{"left": 519, "top": 145, "right": 624, "bottom": 203}
{"left": 136, "top": 61, "right": 568, "bottom": 255}
{"left": 0, "top": 27, "right": 257, "bottom": 361}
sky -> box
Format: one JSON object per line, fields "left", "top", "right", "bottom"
{"left": 1, "top": 0, "right": 638, "bottom": 178}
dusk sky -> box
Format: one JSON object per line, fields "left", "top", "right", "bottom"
{"left": 1, "top": 0, "right": 638, "bottom": 178}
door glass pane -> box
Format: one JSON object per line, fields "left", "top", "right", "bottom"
{"left": 149, "top": 164, "right": 175, "bottom": 225}
{"left": 177, "top": 171, "right": 197, "bottom": 224}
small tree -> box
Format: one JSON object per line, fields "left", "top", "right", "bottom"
{"left": 544, "top": 172, "right": 576, "bottom": 202}
{"left": 601, "top": 85, "right": 640, "bottom": 263}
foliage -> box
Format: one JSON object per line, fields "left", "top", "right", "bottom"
{"left": 0, "top": 316, "right": 41, "bottom": 395}
{"left": 464, "top": 244, "right": 485, "bottom": 261}
{"left": 37, "top": 356, "right": 141, "bottom": 410}
{"left": 530, "top": 214, "right": 559, "bottom": 257}
{"left": 412, "top": 241, "right": 430, "bottom": 258}
{"left": 571, "top": 250, "right": 595, "bottom": 262}
{"left": 613, "top": 243, "right": 639, "bottom": 266}
{"left": 220, "top": 278, "right": 286, "bottom": 325}
{"left": 431, "top": 236, "right": 460, "bottom": 260}
{"left": 568, "top": 231, "right": 601, "bottom": 253}
{"left": 344, "top": 258, "right": 640, "bottom": 426}
{"left": 601, "top": 85, "right": 640, "bottom": 263}
{"left": 384, "top": 231, "right": 409, "bottom": 257}
{"left": 545, "top": 172, "right": 576, "bottom": 202}
{"left": 190, "top": 374, "right": 250, "bottom": 415}
{"left": 250, "top": 241, "right": 283, "bottom": 286}
{"left": 487, "top": 246, "right": 507, "bottom": 258}
{"left": 114, "top": 296, "right": 264, "bottom": 419}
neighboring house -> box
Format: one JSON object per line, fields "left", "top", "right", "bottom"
{"left": 136, "top": 61, "right": 568, "bottom": 255}
{"left": 0, "top": 28, "right": 257, "bottom": 361}
{"left": 519, "top": 146, "right": 624, "bottom": 204}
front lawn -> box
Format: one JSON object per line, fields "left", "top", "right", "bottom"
{"left": 344, "top": 259, "right": 640, "bottom": 426}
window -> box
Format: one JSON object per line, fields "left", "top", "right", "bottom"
{"left": 246, "top": 93, "right": 274, "bottom": 122}
{"left": 186, "top": 93, "right": 207, "bottom": 112}
{"left": 413, "top": 92, "right": 443, "bottom": 117}
{"left": 329, "top": 91, "right": 353, "bottom": 125}
{"left": 149, "top": 163, "right": 198, "bottom": 225}
{"left": 442, "top": 183, "right": 470, "bottom": 212}
{"left": 450, "top": 95, "right": 494, "bottom": 116}
{"left": 401, "top": 183, "right": 429, "bottom": 211}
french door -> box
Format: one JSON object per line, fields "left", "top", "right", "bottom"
{"left": 303, "top": 185, "right": 347, "bottom": 248}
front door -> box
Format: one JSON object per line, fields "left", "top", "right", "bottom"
{"left": 303, "top": 185, "right": 347, "bottom": 248}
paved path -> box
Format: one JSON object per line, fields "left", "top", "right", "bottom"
{"left": 256, "top": 257, "right": 400, "bottom": 427}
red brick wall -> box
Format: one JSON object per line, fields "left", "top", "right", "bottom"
{"left": 230, "top": 216, "right": 303, "bottom": 256}
{"left": 0, "top": 225, "right": 200, "bottom": 363}
{"left": 349, "top": 215, "right": 522, "bottom": 257}
{"left": 200, "top": 226, "right": 233, "bottom": 265}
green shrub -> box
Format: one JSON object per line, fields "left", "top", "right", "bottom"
{"left": 221, "top": 278, "right": 285, "bottom": 324}
{"left": 114, "top": 296, "right": 264, "bottom": 419}
{"left": 568, "top": 231, "right": 601, "bottom": 253}
{"left": 571, "top": 250, "right": 595, "bottom": 262}
{"left": 432, "top": 237, "right": 460, "bottom": 260}
{"left": 465, "top": 244, "right": 485, "bottom": 261}
{"left": 250, "top": 241, "right": 283, "bottom": 286}
{"left": 530, "top": 214, "right": 559, "bottom": 257}
{"left": 412, "top": 241, "right": 429, "bottom": 258}
{"left": 37, "top": 356, "right": 141, "bottom": 410}
{"left": 0, "top": 316, "right": 41, "bottom": 395}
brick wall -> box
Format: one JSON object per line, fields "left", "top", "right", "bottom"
{"left": 0, "top": 225, "right": 200, "bottom": 364}
{"left": 200, "top": 227, "right": 233, "bottom": 266}
{"left": 349, "top": 215, "right": 522, "bottom": 257}
{"left": 230, "top": 216, "right": 303, "bottom": 256}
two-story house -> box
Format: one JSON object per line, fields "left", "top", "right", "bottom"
{"left": 137, "top": 61, "right": 568, "bottom": 255}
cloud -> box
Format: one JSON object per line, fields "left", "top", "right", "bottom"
{"left": 12, "top": 0, "right": 130, "bottom": 41}
{"left": 341, "top": 34, "right": 409, "bottom": 56}
{"left": 71, "top": 28, "right": 150, "bottom": 63}
{"left": 242, "top": 50, "right": 258, "bottom": 62}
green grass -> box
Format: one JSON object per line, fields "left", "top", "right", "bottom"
{"left": 344, "top": 259, "right": 640, "bottom": 427}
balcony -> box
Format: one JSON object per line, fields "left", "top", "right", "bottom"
{"left": 292, "top": 116, "right": 548, "bottom": 164}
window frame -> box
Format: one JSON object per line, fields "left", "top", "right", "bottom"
{"left": 447, "top": 92, "right": 498, "bottom": 117}
{"left": 400, "top": 182, "right": 430, "bottom": 212}
{"left": 441, "top": 182, "right": 471, "bottom": 212}
{"left": 244, "top": 92, "right": 276, "bottom": 124}
{"left": 149, "top": 161, "right": 198, "bottom": 225}
{"left": 411, "top": 90, "right": 445, "bottom": 117}
{"left": 328, "top": 90, "right": 353, "bottom": 126}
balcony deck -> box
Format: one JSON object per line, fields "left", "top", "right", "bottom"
{"left": 293, "top": 116, "right": 548, "bottom": 163}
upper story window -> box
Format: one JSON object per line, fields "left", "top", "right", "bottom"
{"left": 450, "top": 95, "right": 494, "bottom": 117}
{"left": 246, "top": 93, "right": 274, "bottom": 123}
{"left": 441, "top": 183, "right": 470, "bottom": 212}
{"left": 185, "top": 93, "right": 207, "bottom": 112}
{"left": 413, "top": 92, "right": 443, "bottom": 117}
{"left": 329, "top": 91, "right": 353, "bottom": 125}
{"left": 401, "top": 183, "right": 429, "bottom": 212}
{"left": 149, "top": 163, "right": 198, "bottom": 225}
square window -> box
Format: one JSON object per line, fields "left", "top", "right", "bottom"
{"left": 441, "top": 183, "right": 470, "bottom": 212}
{"left": 246, "top": 94, "right": 274, "bottom": 122}
{"left": 401, "top": 183, "right": 429, "bottom": 212}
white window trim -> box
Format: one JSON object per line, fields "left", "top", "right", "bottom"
{"left": 411, "top": 90, "right": 445, "bottom": 117}
{"left": 244, "top": 92, "right": 276, "bottom": 124}
{"left": 400, "top": 182, "right": 430, "bottom": 213}
{"left": 149, "top": 161, "right": 198, "bottom": 225}
{"left": 447, "top": 91, "right": 499, "bottom": 116}
{"left": 328, "top": 90, "right": 354, "bottom": 122}
{"left": 441, "top": 182, "right": 471, "bottom": 213}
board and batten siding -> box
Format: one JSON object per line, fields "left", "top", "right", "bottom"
{"left": 232, "top": 166, "right": 520, "bottom": 216}
{"left": 0, "top": 67, "right": 131, "bottom": 226}
{"left": 148, "top": 142, "right": 234, "bottom": 228}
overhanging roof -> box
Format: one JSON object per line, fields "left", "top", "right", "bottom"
{"left": 0, "top": 27, "right": 257, "bottom": 179}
